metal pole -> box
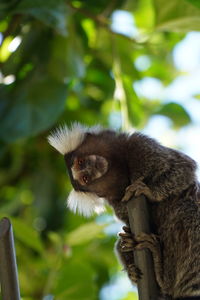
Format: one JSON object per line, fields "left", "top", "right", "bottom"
{"left": 127, "top": 196, "right": 159, "bottom": 300}
{"left": 0, "top": 217, "right": 21, "bottom": 300}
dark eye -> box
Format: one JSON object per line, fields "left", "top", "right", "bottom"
{"left": 78, "top": 158, "right": 84, "bottom": 166}
{"left": 82, "top": 175, "right": 89, "bottom": 184}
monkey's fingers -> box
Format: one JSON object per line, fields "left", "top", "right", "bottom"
{"left": 135, "top": 232, "right": 160, "bottom": 251}
{"left": 118, "top": 232, "right": 132, "bottom": 238}
{"left": 121, "top": 178, "right": 145, "bottom": 202}
{"left": 120, "top": 236, "right": 137, "bottom": 252}
{"left": 121, "top": 187, "right": 136, "bottom": 202}
{"left": 122, "top": 181, "right": 154, "bottom": 202}
{"left": 121, "top": 237, "right": 135, "bottom": 246}
{"left": 136, "top": 232, "right": 160, "bottom": 244}
{"left": 121, "top": 246, "right": 135, "bottom": 252}
{"left": 127, "top": 263, "right": 143, "bottom": 283}
{"left": 119, "top": 231, "right": 136, "bottom": 243}
{"left": 121, "top": 193, "right": 132, "bottom": 202}
{"left": 135, "top": 184, "right": 154, "bottom": 200}
{"left": 122, "top": 225, "right": 131, "bottom": 233}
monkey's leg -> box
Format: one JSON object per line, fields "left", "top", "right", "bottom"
{"left": 135, "top": 232, "right": 165, "bottom": 291}
{"left": 122, "top": 178, "right": 156, "bottom": 203}
{"left": 115, "top": 226, "right": 143, "bottom": 283}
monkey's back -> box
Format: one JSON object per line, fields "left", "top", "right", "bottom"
{"left": 152, "top": 184, "right": 200, "bottom": 299}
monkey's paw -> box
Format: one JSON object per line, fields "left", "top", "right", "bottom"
{"left": 135, "top": 232, "right": 160, "bottom": 252}
{"left": 122, "top": 178, "right": 153, "bottom": 202}
{"left": 118, "top": 226, "right": 137, "bottom": 252}
{"left": 127, "top": 263, "right": 143, "bottom": 283}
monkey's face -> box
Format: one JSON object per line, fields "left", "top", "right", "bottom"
{"left": 64, "top": 154, "right": 109, "bottom": 217}
{"left": 48, "top": 123, "right": 129, "bottom": 217}
{"left": 71, "top": 155, "right": 108, "bottom": 186}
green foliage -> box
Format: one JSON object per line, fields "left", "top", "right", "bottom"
{"left": 186, "top": 0, "right": 200, "bottom": 9}
{"left": 154, "top": 102, "right": 191, "bottom": 128}
{"left": 12, "top": 217, "right": 44, "bottom": 252}
{"left": 66, "top": 222, "right": 106, "bottom": 246}
{"left": 0, "top": 0, "right": 198, "bottom": 299}
{"left": 53, "top": 260, "right": 98, "bottom": 300}
{"left": 0, "top": 74, "right": 67, "bottom": 142}
{"left": 12, "top": 0, "right": 69, "bottom": 35}
{"left": 122, "top": 292, "right": 138, "bottom": 300}
{"left": 154, "top": 0, "right": 200, "bottom": 31}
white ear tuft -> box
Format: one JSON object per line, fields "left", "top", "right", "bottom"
{"left": 47, "top": 122, "right": 102, "bottom": 155}
{"left": 67, "top": 189, "right": 105, "bottom": 217}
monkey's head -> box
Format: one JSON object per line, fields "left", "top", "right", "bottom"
{"left": 48, "top": 123, "right": 129, "bottom": 217}
{"left": 69, "top": 154, "right": 108, "bottom": 186}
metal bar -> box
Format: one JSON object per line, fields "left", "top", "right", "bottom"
{"left": 0, "top": 217, "right": 21, "bottom": 300}
{"left": 127, "top": 196, "right": 159, "bottom": 300}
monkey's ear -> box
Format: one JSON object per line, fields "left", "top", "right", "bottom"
{"left": 89, "top": 155, "right": 108, "bottom": 177}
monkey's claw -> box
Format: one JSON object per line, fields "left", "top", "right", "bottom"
{"left": 122, "top": 225, "right": 131, "bottom": 233}
{"left": 122, "top": 178, "right": 153, "bottom": 202}
{"left": 118, "top": 226, "right": 137, "bottom": 252}
{"left": 120, "top": 237, "right": 136, "bottom": 252}
{"left": 127, "top": 263, "right": 143, "bottom": 283}
{"left": 135, "top": 232, "right": 160, "bottom": 251}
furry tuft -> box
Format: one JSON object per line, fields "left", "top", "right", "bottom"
{"left": 48, "top": 122, "right": 102, "bottom": 155}
{"left": 67, "top": 189, "right": 105, "bottom": 217}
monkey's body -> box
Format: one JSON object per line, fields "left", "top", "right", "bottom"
{"left": 48, "top": 124, "right": 200, "bottom": 300}
{"left": 152, "top": 191, "right": 200, "bottom": 299}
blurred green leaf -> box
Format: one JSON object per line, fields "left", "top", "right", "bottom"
{"left": 0, "top": 36, "right": 13, "bottom": 62}
{"left": 0, "top": 0, "right": 18, "bottom": 18}
{"left": 12, "top": 0, "right": 68, "bottom": 35}
{"left": 122, "top": 75, "right": 145, "bottom": 127}
{"left": 48, "top": 34, "right": 85, "bottom": 80}
{"left": 122, "top": 292, "right": 139, "bottom": 300}
{"left": 11, "top": 217, "right": 43, "bottom": 252}
{"left": 154, "top": 0, "right": 200, "bottom": 31}
{"left": 113, "top": 36, "right": 138, "bottom": 78}
{"left": 0, "top": 74, "right": 67, "bottom": 143}
{"left": 194, "top": 94, "right": 200, "bottom": 100}
{"left": 154, "top": 102, "right": 191, "bottom": 128}
{"left": 2, "top": 25, "right": 51, "bottom": 78}
{"left": 66, "top": 222, "right": 105, "bottom": 246}
{"left": 53, "top": 260, "right": 97, "bottom": 300}
{"left": 134, "top": 0, "right": 154, "bottom": 31}
{"left": 122, "top": 291, "right": 138, "bottom": 300}
{"left": 186, "top": 0, "right": 200, "bottom": 9}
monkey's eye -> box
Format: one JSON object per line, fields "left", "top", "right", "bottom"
{"left": 82, "top": 175, "right": 89, "bottom": 184}
{"left": 78, "top": 158, "right": 84, "bottom": 166}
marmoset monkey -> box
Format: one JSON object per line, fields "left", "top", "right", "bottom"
{"left": 48, "top": 123, "right": 200, "bottom": 300}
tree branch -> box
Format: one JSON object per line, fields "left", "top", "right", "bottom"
{"left": 0, "top": 218, "right": 21, "bottom": 300}
{"left": 127, "top": 196, "right": 159, "bottom": 300}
